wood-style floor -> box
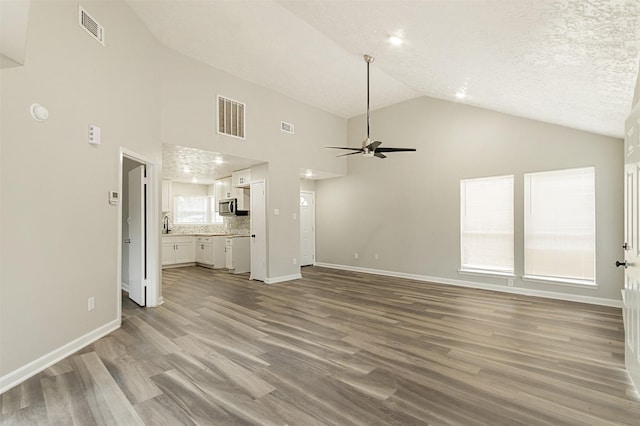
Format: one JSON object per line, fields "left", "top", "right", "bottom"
{"left": 2, "top": 266, "right": 639, "bottom": 425}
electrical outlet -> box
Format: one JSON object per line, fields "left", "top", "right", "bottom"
{"left": 293, "top": 258, "right": 297, "bottom": 265}
{"left": 507, "top": 278, "right": 514, "bottom": 287}
{"left": 354, "top": 253, "right": 359, "bottom": 259}
{"left": 88, "top": 297, "right": 95, "bottom": 311}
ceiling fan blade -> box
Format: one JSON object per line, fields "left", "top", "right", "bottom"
{"left": 366, "top": 141, "right": 382, "bottom": 151}
{"left": 374, "top": 152, "right": 387, "bottom": 159}
{"left": 375, "top": 147, "right": 417, "bottom": 153}
{"left": 326, "top": 146, "right": 363, "bottom": 151}
{"left": 337, "top": 151, "right": 364, "bottom": 157}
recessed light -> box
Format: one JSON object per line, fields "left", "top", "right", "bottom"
{"left": 389, "top": 35, "right": 404, "bottom": 46}
{"left": 183, "top": 167, "right": 190, "bottom": 173}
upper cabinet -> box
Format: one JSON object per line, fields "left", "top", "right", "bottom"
{"left": 215, "top": 177, "right": 233, "bottom": 203}
{"left": 232, "top": 169, "right": 251, "bottom": 188}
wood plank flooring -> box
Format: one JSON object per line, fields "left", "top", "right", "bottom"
{"left": 2, "top": 266, "right": 640, "bottom": 425}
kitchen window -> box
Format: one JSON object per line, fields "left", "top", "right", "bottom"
{"left": 460, "top": 175, "right": 514, "bottom": 275}
{"left": 174, "top": 195, "right": 222, "bottom": 224}
{"left": 524, "top": 167, "right": 595, "bottom": 285}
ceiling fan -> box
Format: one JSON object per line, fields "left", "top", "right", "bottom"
{"left": 327, "top": 54, "right": 416, "bottom": 159}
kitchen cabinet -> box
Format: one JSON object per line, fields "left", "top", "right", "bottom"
{"left": 195, "top": 237, "right": 213, "bottom": 265}
{"left": 215, "top": 176, "right": 249, "bottom": 211}
{"left": 232, "top": 169, "right": 251, "bottom": 188}
{"left": 225, "top": 236, "right": 250, "bottom": 274}
{"left": 214, "top": 177, "right": 233, "bottom": 212}
{"left": 161, "top": 180, "right": 172, "bottom": 212}
{"left": 162, "top": 236, "right": 195, "bottom": 267}
{"left": 195, "top": 236, "right": 226, "bottom": 268}
{"left": 235, "top": 188, "right": 250, "bottom": 211}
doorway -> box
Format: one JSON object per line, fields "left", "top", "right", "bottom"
{"left": 118, "top": 149, "right": 160, "bottom": 317}
{"left": 622, "top": 104, "right": 640, "bottom": 391}
{"left": 300, "top": 191, "right": 316, "bottom": 266}
{"left": 250, "top": 179, "right": 267, "bottom": 281}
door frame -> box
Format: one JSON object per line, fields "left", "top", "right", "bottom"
{"left": 300, "top": 190, "right": 316, "bottom": 266}
{"left": 250, "top": 178, "right": 267, "bottom": 281}
{"left": 117, "top": 147, "right": 161, "bottom": 320}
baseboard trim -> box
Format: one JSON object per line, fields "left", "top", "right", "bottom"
{"left": 121, "top": 281, "right": 130, "bottom": 292}
{"left": 0, "top": 318, "right": 121, "bottom": 394}
{"left": 314, "top": 262, "right": 622, "bottom": 308}
{"left": 264, "top": 273, "right": 302, "bottom": 284}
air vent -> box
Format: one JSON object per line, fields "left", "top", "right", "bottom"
{"left": 79, "top": 6, "right": 104, "bottom": 45}
{"left": 217, "top": 95, "right": 245, "bottom": 139}
{"left": 281, "top": 121, "right": 294, "bottom": 134}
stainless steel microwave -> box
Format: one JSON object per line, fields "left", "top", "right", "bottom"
{"left": 219, "top": 198, "right": 248, "bottom": 216}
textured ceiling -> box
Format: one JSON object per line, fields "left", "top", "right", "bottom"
{"left": 128, "top": 0, "right": 640, "bottom": 138}
{"left": 162, "top": 145, "right": 262, "bottom": 184}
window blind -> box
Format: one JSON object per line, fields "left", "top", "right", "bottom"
{"left": 524, "top": 167, "right": 595, "bottom": 283}
{"left": 460, "top": 175, "right": 514, "bottom": 274}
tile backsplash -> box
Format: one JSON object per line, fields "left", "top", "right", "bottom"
{"left": 162, "top": 212, "right": 250, "bottom": 235}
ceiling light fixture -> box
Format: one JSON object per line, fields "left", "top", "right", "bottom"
{"left": 389, "top": 35, "right": 404, "bottom": 46}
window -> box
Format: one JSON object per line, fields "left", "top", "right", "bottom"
{"left": 460, "top": 175, "right": 514, "bottom": 275}
{"left": 524, "top": 167, "right": 595, "bottom": 284}
{"left": 174, "top": 195, "right": 222, "bottom": 224}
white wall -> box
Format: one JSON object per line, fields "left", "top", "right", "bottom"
{"left": 160, "top": 47, "right": 346, "bottom": 281}
{"left": 1, "top": 1, "right": 162, "bottom": 380}
{"left": 316, "top": 96, "right": 623, "bottom": 302}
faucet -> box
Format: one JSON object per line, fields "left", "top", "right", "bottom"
{"left": 163, "top": 215, "right": 170, "bottom": 234}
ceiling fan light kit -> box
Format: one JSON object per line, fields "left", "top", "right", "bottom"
{"left": 327, "top": 54, "right": 416, "bottom": 159}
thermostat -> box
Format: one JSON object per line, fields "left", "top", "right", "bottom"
{"left": 109, "top": 190, "right": 119, "bottom": 205}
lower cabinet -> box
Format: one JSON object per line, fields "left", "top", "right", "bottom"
{"left": 162, "top": 236, "right": 195, "bottom": 266}
{"left": 195, "top": 236, "right": 227, "bottom": 268}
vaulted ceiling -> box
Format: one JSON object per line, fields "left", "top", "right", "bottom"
{"left": 127, "top": 0, "right": 640, "bottom": 138}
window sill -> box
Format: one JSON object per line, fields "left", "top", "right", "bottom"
{"left": 458, "top": 269, "right": 515, "bottom": 280}
{"left": 522, "top": 275, "right": 597, "bottom": 289}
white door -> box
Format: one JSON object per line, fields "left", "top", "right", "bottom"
{"left": 622, "top": 103, "right": 640, "bottom": 391}
{"left": 250, "top": 180, "right": 266, "bottom": 281}
{"left": 300, "top": 191, "right": 315, "bottom": 266}
{"left": 128, "top": 165, "right": 146, "bottom": 306}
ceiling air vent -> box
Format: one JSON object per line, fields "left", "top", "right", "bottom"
{"left": 79, "top": 6, "right": 104, "bottom": 45}
{"left": 217, "top": 95, "right": 245, "bottom": 139}
{"left": 281, "top": 121, "right": 295, "bottom": 134}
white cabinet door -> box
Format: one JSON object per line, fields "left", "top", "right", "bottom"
{"left": 196, "top": 237, "right": 214, "bottom": 265}
{"left": 232, "top": 169, "right": 251, "bottom": 188}
{"left": 195, "top": 241, "right": 205, "bottom": 263}
{"left": 175, "top": 240, "right": 195, "bottom": 263}
{"left": 161, "top": 242, "right": 175, "bottom": 265}
{"left": 212, "top": 236, "right": 226, "bottom": 268}
{"left": 202, "top": 243, "right": 213, "bottom": 265}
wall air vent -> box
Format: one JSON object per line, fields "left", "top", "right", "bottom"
{"left": 79, "top": 6, "right": 104, "bottom": 45}
{"left": 281, "top": 121, "right": 295, "bottom": 134}
{"left": 217, "top": 95, "right": 245, "bottom": 139}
